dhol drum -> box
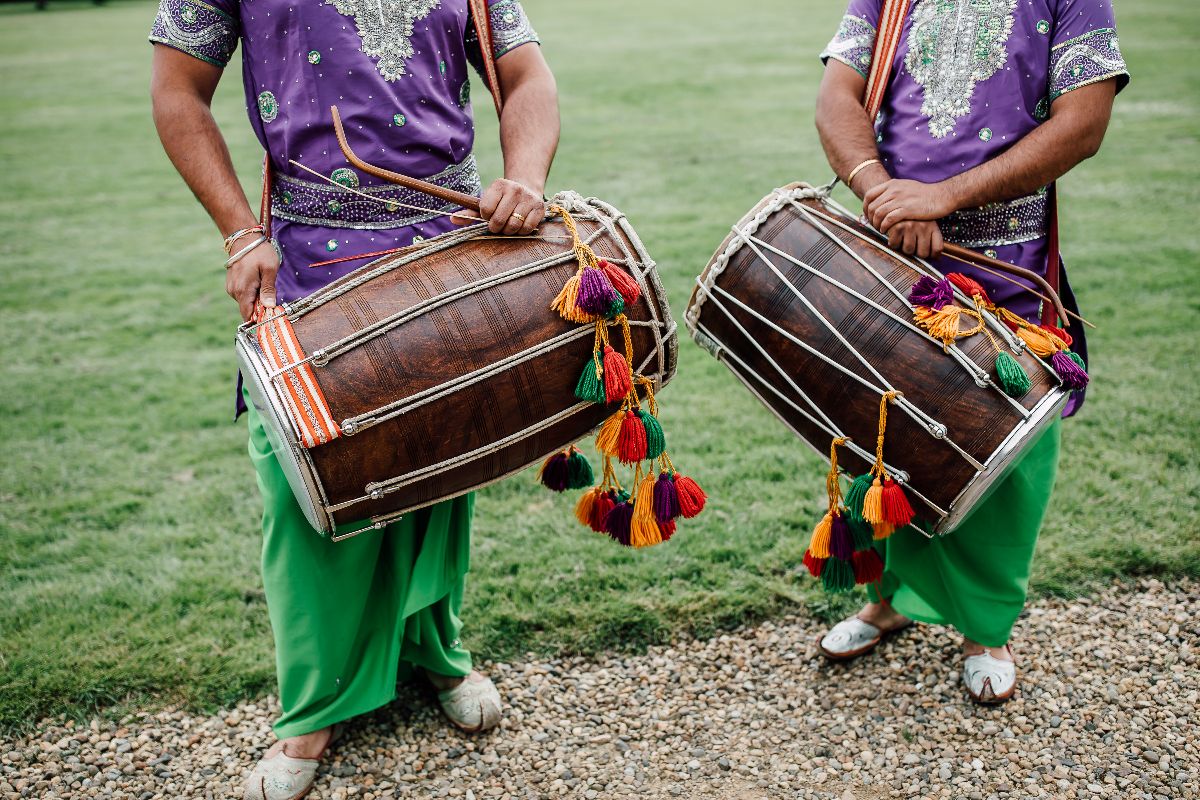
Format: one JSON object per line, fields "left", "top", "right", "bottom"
{"left": 686, "top": 183, "right": 1085, "bottom": 540}
{"left": 237, "top": 190, "right": 677, "bottom": 539}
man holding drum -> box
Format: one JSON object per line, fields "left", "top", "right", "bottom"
{"left": 149, "top": 0, "right": 557, "bottom": 795}
{"left": 813, "top": 0, "right": 1127, "bottom": 702}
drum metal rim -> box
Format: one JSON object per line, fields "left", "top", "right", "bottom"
{"left": 234, "top": 334, "right": 335, "bottom": 533}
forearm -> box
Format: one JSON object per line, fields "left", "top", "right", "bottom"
{"left": 815, "top": 66, "right": 890, "bottom": 198}
{"left": 497, "top": 71, "right": 559, "bottom": 194}
{"left": 151, "top": 87, "right": 256, "bottom": 237}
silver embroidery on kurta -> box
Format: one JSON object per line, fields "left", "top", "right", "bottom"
{"left": 905, "top": 0, "right": 1018, "bottom": 139}
{"left": 323, "top": 0, "right": 441, "bottom": 81}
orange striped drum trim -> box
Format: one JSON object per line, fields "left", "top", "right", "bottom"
{"left": 254, "top": 305, "right": 342, "bottom": 448}
{"left": 863, "top": 0, "right": 911, "bottom": 120}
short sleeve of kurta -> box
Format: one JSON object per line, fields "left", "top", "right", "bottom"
{"left": 148, "top": 0, "right": 240, "bottom": 69}
{"left": 820, "top": 0, "right": 881, "bottom": 79}
{"left": 465, "top": 0, "right": 539, "bottom": 64}
{"left": 1048, "top": 0, "right": 1130, "bottom": 100}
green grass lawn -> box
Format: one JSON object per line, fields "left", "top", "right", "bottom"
{"left": 1, "top": 0, "right": 1197, "bottom": 733}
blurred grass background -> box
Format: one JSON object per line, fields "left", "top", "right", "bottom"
{"left": 0, "top": 0, "right": 1196, "bottom": 732}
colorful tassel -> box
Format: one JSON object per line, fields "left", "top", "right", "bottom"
{"left": 1067, "top": 350, "right": 1086, "bottom": 370}
{"left": 575, "top": 265, "right": 621, "bottom": 317}
{"left": 880, "top": 478, "right": 915, "bottom": 527}
{"left": 829, "top": 513, "right": 854, "bottom": 561}
{"left": 599, "top": 259, "right": 641, "bottom": 308}
{"left": 914, "top": 303, "right": 973, "bottom": 344}
{"left": 946, "top": 272, "right": 990, "bottom": 304}
{"left": 821, "top": 557, "right": 855, "bottom": 593}
{"left": 604, "top": 500, "right": 634, "bottom": 546}
{"left": 658, "top": 517, "right": 677, "bottom": 542}
{"left": 844, "top": 473, "right": 873, "bottom": 522}
{"left": 808, "top": 511, "right": 833, "bottom": 559}
{"left": 574, "top": 355, "right": 606, "bottom": 404}
{"left": 861, "top": 476, "right": 884, "bottom": 524}
{"left": 639, "top": 410, "right": 666, "bottom": 460}
{"left": 601, "top": 345, "right": 632, "bottom": 402}
{"left": 852, "top": 548, "right": 884, "bottom": 585}
{"left": 566, "top": 449, "right": 594, "bottom": 489}
{"left": 630, "top": 473, "right": 662, "bottom": 548}
{"left": 574, "top": 486, "right": 601, "bottom": 528}
{"left": 1043, "top": 324, "right": 1073, "bottom": 348}
{"left": 538, "top": 451, "right": 570, "bottom": 492}
{"left": 674, "top": 474, "right": 707, "bottom": 518}
{"left": 1052, "top": 350, "right": 1090, "bottom": 390}
{"left": 616, "top": 411, "right": 648, "bottom": 464}
{"left": 590, "top": 490, "right": 617, "bottom": 532}
{"left": 802, "top": 549, "right": 825, "bottom": 578}
{"left": 908, "top": 275, "right": 954, "bottom": 310}
{"left": 595, "top": 410, "right": 623, "bottom": 457}
{"left": 653, "top": 472, "right": 681, "bottom": 522}
{"left": 995, "top": 351, "right": 1032, "bottom": 398}
{"left": 849, "top": 515, "right": 874, "bottom": 551}
{"left": 872, "top": 520, "right": 895, "bottom": 540}
{"left": 550, "top": 271, "right": 598, "bottom": 324}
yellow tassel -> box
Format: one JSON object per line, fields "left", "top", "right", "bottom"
{"left": 862, "top": 476, "right": 884, "bottom": 524}
{"left": 1015, "top": 325, "right": 1063, "bottom": 357}
{"left": 914, "top": 304, "right": 984, "bottom": 346}
{"left": 595, "top": 410, "right": 624, "bottom": 456}
{"left": 575, "top": 487, "right": 601, "bottom": 527}
{"left": 550, "top": 271, "right": 599, "bottom": 324}
{"left": 809, "top": 511, "right": 833, "bottom": 559}
{"left": 872, "top": 520, "right": 895, "bottom": 540}
{"left": 630, "top": 473, "right": 661, "bottom": 548}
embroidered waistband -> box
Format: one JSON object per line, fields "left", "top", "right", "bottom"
{"left": 270, "top": 156, "right": 482, "bottom": 230}
{"left": 939, "top": 190, "right": 1049, "bottom": 249}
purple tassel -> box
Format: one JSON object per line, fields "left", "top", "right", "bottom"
{"left": 830, "top": 513, "right": 855, "bottom": 561}
{"left": 576, "top": 266, "right": 620, "bottom": 316}
{"left": 908, "top": 275, "right": 954, "bottom": 310}
{"left": 538, "top": 452, "right": 570, "bottom": 492}
{"left": 604, "top": 501, "right": 635, "bottom": 547}
{"left": 1051, "top": 350, "right": 1090, "bottom": 390}
{"left": 652, "top": 472, "right": 681, "bottom": 522}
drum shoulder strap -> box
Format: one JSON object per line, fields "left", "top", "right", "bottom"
{"left": 862, "top": 0, "right": 1060, "bottom": 325}
{"left": 469, "top": 0, "right": 505, "bottom": 117}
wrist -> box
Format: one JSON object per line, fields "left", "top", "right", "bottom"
{"left": 850, "top": 163, "right": 890, "bottom": 198}
{"left": 504, "top": 174, "right": 546, "bottom": 196}
{"left": 937, "top": 176, "right": 968, "bottom": 215}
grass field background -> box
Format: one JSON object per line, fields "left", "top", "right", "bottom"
{"left": 1, "top": 0, "right": 1197, "bottom": 733}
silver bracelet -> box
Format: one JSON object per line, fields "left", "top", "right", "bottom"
{"left": 225, "top": 236, "right": 268, "bottom": 269}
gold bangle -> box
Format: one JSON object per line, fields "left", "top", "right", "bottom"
{"left": 846, "top": 158, "right": 882, "bottom": 187}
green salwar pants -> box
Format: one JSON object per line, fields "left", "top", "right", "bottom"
{"left": 868, "top": 420, "right": 1061, "bottom": 647}
{"left": 247, "top": 404, "right": 474, "bottom": 738}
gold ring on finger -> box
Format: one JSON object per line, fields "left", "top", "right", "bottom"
{"left": 510, "top": 212, "right": 525, "bottom": 222}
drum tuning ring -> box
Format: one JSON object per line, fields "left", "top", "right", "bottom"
{"left": 973, "top": 374, "right": 990, "bottom": 388}
{"left": 341, "top": 421, "right": 357, "bottom": 435}
{"left": 894, "top": 470, "right": 910, "bottom": 484}
{"left": 928, "top": 423, "right": 947, "bottom": 439}
{"left": 311, "top": 349, "right": 330, "bottom": 367}
{"left": 369, "top": 488, "right": 384, "bottom": 500}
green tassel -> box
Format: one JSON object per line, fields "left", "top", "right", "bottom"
{"left": 849, "top": 515, "right": 874, "bottom": 552}
{"left": 566, "top": 450, "right": 594, "bottom": 489}
{"left": 821, "top": 557, "right": 855, "bottom": 593}
{"left": 844, "top": 473, "right": 873, "bottom": 523}
{"left": 573, "top": 355, "right": 607, "bottom": 404}
{"left": 995, "top": 351, "right": 1032, "bottom": 398}
{"left": 638, "top": 410, "right": 666, "bottom": 460}
{"left": 1067, "top": 350, "right": 1086, "bottom": 370}
{"left": 606, "top": 294, "right": 625, "bottom": 319}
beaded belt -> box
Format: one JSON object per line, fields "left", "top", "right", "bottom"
{"left": 270, "top": 155, "right": 482, "bottom": 230}
{"left": 939, "top": 189, "right": 1049, "bottom": 249}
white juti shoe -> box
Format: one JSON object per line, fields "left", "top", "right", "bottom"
{"left": 819, "top": 615, "right": 912, "bottom": 661}
{"left": 963, "top": 645, "right": 1017, "bottom": 704}
{"left": 437, "top": 672, "right": 503, "bottom": 733}
{"left": 242, "top": 725, "right": 342, "bottom": 800}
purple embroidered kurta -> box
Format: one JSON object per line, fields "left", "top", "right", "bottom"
{"left": 150, "top": 0, "right": 539, "bottom": 414}
{"left": 822, "top": 0, "right": 1129, "bottom": 414}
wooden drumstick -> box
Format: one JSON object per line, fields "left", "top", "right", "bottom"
{"left": 330, "top": 105, "right": 483, "bottom": 212}
{"left": 940, "top": 242, "right": 1071, "bottom": 328}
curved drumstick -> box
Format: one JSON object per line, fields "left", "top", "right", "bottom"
{"left": 330, "top": 105, "right": 482, "bottom": 212}
{"left": 941, "top": 243, "right": 1069, "bottom": 327}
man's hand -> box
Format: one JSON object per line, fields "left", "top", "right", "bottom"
{"left": 476, "top": 178, "right": 545, "bottom": 235}
{"left": 225, "top": 239, "right": 280, "bottom": 321}
{"left": 864, "top": 178, "right": 957, "bottom": 232}
{"left": 885, "top": 219, "right": 944, "bottom": 259}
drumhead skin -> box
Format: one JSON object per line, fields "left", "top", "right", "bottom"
{"left": 686, "top": 183, "right": 1068, "bottom": 536}
{"left": 236, "top": 191, "right": 676, "bottom": 538}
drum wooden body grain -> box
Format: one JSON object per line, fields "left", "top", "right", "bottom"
{"left": 686, "top": 184, "right": 1066, "bottom": 534}
{"left": 238, "top": 192, "right": 676, "bottom": 537}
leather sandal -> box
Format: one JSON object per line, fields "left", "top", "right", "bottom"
{"left": 436, "top": 672, "right": 503, "bottom": 733}
{"left": 819, "top": 614, "right": 913, "bottom": 661}
{"left": 963, "top": 644, "right": 1017, "bottom": 704}
{"left": 242, "top": 723, "right": 343, "bottom": 800}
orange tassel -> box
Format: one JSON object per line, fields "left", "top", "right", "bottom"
{"left": 862, "top": 476, "right": 884, "bottom": 524}
{"left": 595, "top": 411, "right": 624, "bottom": 457}
{"left": 550, "top": 271, "right": 598, "bottom": 324}
{"left": 630, "top": 473, "right": 662, "bottom": 548}
{"left": 574, "top": 487, "right": 601, "bottom": 528}
{"left": 872, "top": 520, "right": 895, "bottom": 540}
{"left": 809, "top": 512, "right": 833, "bottom": 559}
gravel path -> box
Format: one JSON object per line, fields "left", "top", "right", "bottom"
{"left": 4, "top": 579, "right": 1196, "bottom": 800}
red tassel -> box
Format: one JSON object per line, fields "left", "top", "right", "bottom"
{"left": 616, "top": 411, "right": 647, "bottom": 464}
{"left": 802, "top": 549, "right": 825, "bottom": 578}
{"left": 599, "top": 259, "right": 641, "bottom": 308}
{"left": 674, "top": 474, "right": 707, "bottom": 518}
{"left": 946, "top": 272, "right": 990, "bottom": 305}
{"left": 574, "top": 487, "right": 600, "bottom": 528}
{"left": 881, "top": 478, "right": 915, "bottom": 527}
{"left": 590, "top": 490, "right": 616, "bottom": 532}
{"left": 658, "top": 518, "right": 677, "bottom": 542}
{"left": 852, "top": 549, "right": 884, "bottom": 584}
{"left": 601, "top": 345, "right": 632, "bottom": 402}
{"left": 1040, "top": 323, "right": 1072, "bottom": 347}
